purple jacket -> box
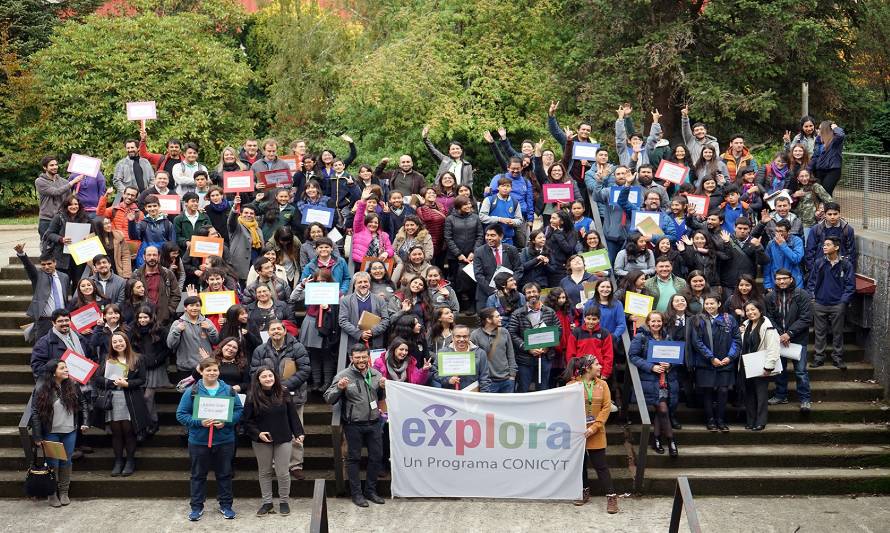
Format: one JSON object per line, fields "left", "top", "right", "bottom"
{"left": 69, "top": 172, "right": 107, "bottom": 213}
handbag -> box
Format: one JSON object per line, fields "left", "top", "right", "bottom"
{"left": 96, "top": 390, "right": 113, "bottom": 411}
{"left": 24, "top": 446, "right": 57, "bottom": 498}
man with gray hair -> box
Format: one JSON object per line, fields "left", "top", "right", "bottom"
{"left": 338, "top": 272, "right": 391, "bottom": 348}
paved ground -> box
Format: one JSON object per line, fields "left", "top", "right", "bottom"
{"left": 0, "top": 225, "right": 40, "bottom": 267}
{"left": 0, "top": 495, "right": 887, "bottom": 532}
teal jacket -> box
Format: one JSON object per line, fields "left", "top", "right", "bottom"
{"left": 176, "top": 379, "right": 243, "bottom": 446}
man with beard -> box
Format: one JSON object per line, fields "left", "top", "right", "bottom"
{"left": 374, "top": 155, "right": 426, "bottom": 197}
{"left": 765, "top": 268, "right": 813, "bottom": 412}
{"left": 239, "top": 138, "right": 260, "bottom": 167}
{"left": 680, "top": 104, "right": 720, "bottom": 166}
{"left": 139, "top": 127, "right": 182, "bottom": 175}
{"left": 618, "top": 189, "right": 678, "bottom": 244}
{"left": 433, "top": 324, "right": 492, "bottom": 391}
{"left": 133, "top": 246, "right": 180, "bottom": 324}
{"left": 36, "top": 155, "right": 83, "bottom": 237}
{"left": 113, "top": 139, "right": 155, "bottom": 194}
{"left": 507, "top": 282, "right": 560, "bottom": 393}
{"left": 97, "top": 186, "right": 144, "bottom": 250}
{"left": 87, "top": 255, "right": 127, "bottom": 306}
{"left": 634, "top": 164, "right": 670, "bottom": 207}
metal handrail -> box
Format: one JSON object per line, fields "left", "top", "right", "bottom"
{"left": 19, "top": 397, "right": 34, "bottom": 466}
{"left": 310, "top": 478, "right": 330, "bottom": 533}
{"left": 587, "top": 190, "right": 651, "bottom": 494}
{"left": 668, "top": 476, "right": 702, "bottom": 533}
{"left": 330, "top": 257, "right": 356, "bottom": 496}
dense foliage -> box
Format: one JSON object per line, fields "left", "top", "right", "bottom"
{"left": 0, "top": 0, "right": 887, "bottom": 214}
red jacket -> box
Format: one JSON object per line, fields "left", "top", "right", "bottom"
{"left": 139, "top": 140, "right": 180, "bottom": 172}
{"left": 96, "top": 195, "right": 143, "bottom": 248}
{"left": 416, "top": 202, "right": 447, "bottom": 254}
{"left": 567, "top": 324, "right": 614, "bottom": 378}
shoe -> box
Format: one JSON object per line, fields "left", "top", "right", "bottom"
{"left": 71, "top": 449, "right": 84, "bottom": 461}
{"left": 121, "top": 457, "right": 136, "bottom": 477}
{"left": 706, "top": 419, "right": 718, "bottom": 432}
{"left": 188, "top": 509, "right": 204, "bottom": 522}
{"left": 653, "top": 437, "right": 665, "bottom": 454}
{"left": 219, "top": 506, "right": 236, "bottom": 519}
{"left": 832, "top": 359, "right": 847, "bottom": 370}
{"left": 718, "top": 421, "right": 730, "bottom": 432}
{"left": 365, "top": 492, "right": 385, "bottom": 505}
{"left": 352, "top": 494, "right": 369, "bottom": 507}
{"left": 147, "top": 421, "right": 159, "bottom": 436}
{"left": 606, "top": 493, "right": 619, "bottom": 514}
{"left": 800, "top": 401, "right": 812, "bottom": 412}
{"left": 810, "top": 358, "right": 825, "bottom": 368}
{"left": 573, "top": 487, "right": 591, "bottom": 506}
{"left": 279, "top": 502, "right": 290, "bottom": 516}
{"left": 110, "top": 457, "right": 124, "bottom": 477}
{"left": 670, "top": 414, "right": 683, "bottom": 430}
{"left": 668, "top": 440, "right": 679, "bottom": 457}
{"left": 752, "top": 425, "right": 765, "bottom": 431}
{"left": 57, "top": 465, "right": 71, "bottom": 505}
{"left": 47, "top": 492, "right": 62, "bottom": 508}
{"left": 768, "top": 396, "right": 788, "bottom": 405}
{"left": 256, "top": 503, "right": 275, "bottom": 517}
{"left": 289, "top": 468, "right": 304, "bottom": 481}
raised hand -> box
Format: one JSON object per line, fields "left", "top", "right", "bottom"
{"left": 339, "top": 133, "right": 353, "bottom": 144}
{"left": 783, "top": 130, "right": 792, "bottom": 143}
{"left": 497, "top": 127, "right": 507, "bottom": 140}
{"left": 651, "top": 109, "right": 662, "bottom": 123}
{"left": 548, "top": 100, "right": 559, "bottom": 115}
{"left": 421, "top": 125, "right": 430, "bottom": 139}
{"left": 616, "top": 105, "right": 625, "bottom": 119}
{"left": 13, "top": 243, "right": 25, "bottom": 255}
{"left": 482, "top": 131, "right": 494, "bottom": 144}
{"left": 681, "top": 104, "right": 689, "bottom": 117}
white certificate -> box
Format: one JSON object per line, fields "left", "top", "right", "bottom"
{"left": 304, "top": 282, "right": 340, "bottom": 305}
{"left": 63, "top": 222, "right": 92, "bottom": 253}
{"left": 742, "top": 351, "right": 781, "bottom": 379}
{"left": 780, "top": 343, "right": 803, "bottom": 361}
{"left": 328, "top": 227, "right": 343, "bottom": 242}
{"left": 225, "top": 173, "right": 252, "bottom": 190}
{"left": 526, "top": 330, "right": 557, "bottom": 346}
{"left": 194, "top": 396, "right": 233, "bottom": 420}
{"left": 237, "top": 394, "right": 247, "bottom": 407}
{"left": 104, "top": 361, "right": 126, "bottom": 381}
{"left": 305, "top": 208, "right": 333, "bottom": 226}
{"left": 67, "top": 154, "right": 102, "bottom": 178}
{"left": 69, "top": 304, "right": 101, "bottom": 332}
{"left": 686, "top": 194, "right": 709, "bottom": 216}
{"left": 200, "top": 291, "right": 236, "bottom": 315}
{"left": 488, "top": 266, "right": 513, "bottom": 288}
{"left": 126, "top": 101, "right": 157, "bottom": 121}
{"left": 62, "top": 350, "right": 98, "bottom": 385}
{"left": 655, "top": 160, "right": 688, "bottom": 184}
{"left": 462, "top": 263, "right": 476, "bottom": 282}
{"left": 632, "top": 211, "right": 662, "bottom": 233}
{"left": 439, "top": 352, "right": 474, "bottom": 376}
{"left": 157, "top": 196, "right": 180, "bottom": 214}
{"left": 191, "top": 238, "right": 223, "bottom": 257}
{"left": 572, "top": 142, "right": 600, "bottom": 161}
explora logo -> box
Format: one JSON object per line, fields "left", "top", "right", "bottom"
{"left": 401, "top": 403, "right": 571, "bottom": 456}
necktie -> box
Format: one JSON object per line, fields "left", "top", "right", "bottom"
{"left": 494, "top": 247, "right": 501, "bottom": 266}
{"left": 50, "top": 274, "right": 63, "bottom": 310}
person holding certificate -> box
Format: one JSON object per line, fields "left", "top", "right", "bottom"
{"left": 290, "top": 270, "right": 342, "bottom": 392}
{"left": 507, "top": 282, "right": 560, "bottom": 393}
{"left": 127, "top": 195, "right": 175, "bottom": 268}
{"left": 351, "top": 199, "right": 394, "bottom": 264}
{"left": 43, "top": 195, "right": 91, "bottom": 293}
{"left": 563, "top": 356, "right": 618, "bottom": 513}
{"left": 691, "top": 295, "right": 740, "bottom": 432}
{"left": 544, "top": 211, "right": 577, "bottom": 287}
{"left": 629, "top": 311, "right": 680, "bottom": 457}
{"left": 92, "top": 332, "right": 150, "bottom": 477}
{"left": 30, "top": 359, "right": 90, "bottom": 507}
{"left": 739, "top": 301, "right": 780, "bottom": 431}
{"left": 130, "top": 305, "right": 170, "bottom": 435}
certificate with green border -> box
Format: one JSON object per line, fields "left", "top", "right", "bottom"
{"left": 437, "top": 351, "right": 476, "bottom": 376}
{"left": 192, "top": 395, "right": 234, "bottom": 422}
{"left": 523, "top": 326, "right": 560, "bottom": 349}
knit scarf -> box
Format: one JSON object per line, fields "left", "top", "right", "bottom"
{"left": 239, "top": 216, "right": 263, "bottom": 249}
{"left": 386, "top": 355, "right": 409, "bottom": 382}
{"left": 207, "top": 198, "right": 231, "bottom": 213}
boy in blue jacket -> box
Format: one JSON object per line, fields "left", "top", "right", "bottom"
{"left": 176, "top": 358, "right": 244, "bottom": 521}
{"left": 807, "top": 236, "right": 855, "bottom": 369}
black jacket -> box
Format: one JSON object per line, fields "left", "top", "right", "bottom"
{"left": 472, "top": 243, "right": 524, "bottom": 298}
{"left": 31, "top": 329, "right": 93, "bottom": 379}
{"left": 444, "top": 211, "right": 484, "bottom": 259}
{"left": 91, "top": 360, "right": 151, "bottom": 436}
{"left": 765, "top": 284, "right": 813, "bottom": 344}
{"left": 507, "top": 304, "right": 560, "bottom": 366}
{"left": 242, "top": 392, "right": 304, "bottom": 444}
{"left": 29, "top": 383, "right": 90, "bottom": 441}
{"left": 718, "top": 236, "right": 770, "bottom": 288}
{"left": 250, "top": 335, "right": 310, "bottom": 403}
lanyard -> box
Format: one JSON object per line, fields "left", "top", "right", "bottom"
{"left": 364, "top": 371, "right": 372, "bottom": 390}
{"left": 584, "top": 380, "right": 595, "bottom": 405}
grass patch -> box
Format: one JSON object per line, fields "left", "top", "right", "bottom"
{"left": 0, "top": 215, "right": 38, "bottom": 225}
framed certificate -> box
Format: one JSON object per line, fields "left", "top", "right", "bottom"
{"left": 646, "top": 340, "right": 686, "bottom": 364}
{"left": 655, "top": 160, "right": 689, "bottom": 185}
{"left": 685, "top": 194, "right": 710, "bottom": 216}
{"left": 301, "top": 206, "right": 335, "bottom": 228}
{"left": 69, "top": 303, "right": 101, "bottom": 334}
{"left": 67, "top": 154, "right": 102, "bottom": 178}
{"left": 523, "top": 326, "right": 560, "bottom": 349}
{"left": 624, "top": 291, "right": 654, "bottom": 317}
{"left": 126, "top": 101, "right": 157, "bottom": 121}
{"left": 61, "top": 349, "right": 99, "bottom": 385}
{"left": 200, "top": 291, "right": 236, "bottom": 315}
{"left": 258, "top": 169, "right": 293, "bottom": 187}
{"left": 436, "top": 351, "right": 476, "bottom": 377}
{"left": 542, "top": 183, "right": 574, "bottom": 204}
{"left": 156, "top": 195, "right": 181, "bottom": 215}
{"left": 223, "top": 171, "right": 255, "bottom": 193}
{"left": 189, "top": 236, "right": 224, "bottom": 258}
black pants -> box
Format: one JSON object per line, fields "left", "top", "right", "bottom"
{"left": 814, "top": 167, "right": 842, "bottom": 196}
{"left": 580, "top": 448, "right": 614, "bottom": 494}
{"left": 744, "top": 376, "right": 769, "bottom": 427}
{"left": 344, "top": 422, "right": 383, "bottom": 497}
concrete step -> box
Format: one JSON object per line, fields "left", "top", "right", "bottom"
{"left": 640, "top": 467, "right": 890, "bottom": 496}
{"left": 0, "top": 329, "right": 29, "bottom": 348}
{"left": 0, "top": 264, "right": 27, "bottom": 280}
{"left": 806, "top": 362, "right": 875, "bottom": 381}
{"left": 629, "top": 422, "right": 890, "bottom": 446}
{"left": 0, "top": 296, "right": 30, "bottom": 313}
{"left": 668, "top": 401, "right": 890, "bottom": 424}
{"left": 0, "top": 280, "right": 36, "bottom": 296}
{"left": 0, "top": 313, "right": 31, "bottom": 330}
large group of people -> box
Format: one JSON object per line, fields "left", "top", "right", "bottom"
{"left": 26, "top": 101, "right": 857, "bottom": 517}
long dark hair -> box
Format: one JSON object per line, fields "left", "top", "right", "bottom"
{"left": 545, "top": 287, "right": 572, "bottom": 315}
{"left": 624, "top": 231, "right": 648, "bottom": 260}
{"left": 130, "top": 304, "right": 163, "bottom": 344}
{"left": 73, "top": 278, "right": 105, "bottom": 307}
{"left": 247, "top": 365, "right": 287, "bottom": 412}
{"left": 213, "top": 336, "right": 248, "bottom": 370}
{"left": 124, "top": 278, "right": 146, "bottom": 306}
{"left": 58, "top": 194, "right": 88, "bottom": 222}
{"left": 560, "top": 354, "right": 600, "bottom": 383}
{"left": 92, "top": 216, "right": 115, "bottom": 252}
{"left": 160, "top": 241, "right": 181, "bottom": 270}
{"left": 219, "top": 304, "right": 248, "bottom": 341}
{"left": 728, "top": 274, "right": 763, "bottom": 311}
{"left": 34, "top": 359, "right": 79, "bottom": 426}
{"left": 390, "top": 313, "right": 424, "bottom": 345}
{"left": 428, "top": 307, "right": 453, "bottom": 343}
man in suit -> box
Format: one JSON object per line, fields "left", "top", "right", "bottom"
{"left": 338, "top": 272, "right": 391, "bottom": 349}
{"left": 16, "top": 243, "right": 69, "bottom": 341}
{"left": 472, "top": 224, "right": 524, "bottom": 310}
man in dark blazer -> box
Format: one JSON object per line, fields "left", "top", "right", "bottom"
{"left": 472, "top": 224, "right": 524, "bottom": 310}
{"left": 16, "top": 243, "right": 69, "bottom": 342}
{"left": 30, "top": 309, "right": 93, "bottom": 379}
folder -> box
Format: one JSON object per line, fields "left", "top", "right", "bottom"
{"left": 358, "top": 311, "right": 382, "bottom": 331}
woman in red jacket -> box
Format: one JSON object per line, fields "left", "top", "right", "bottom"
{"left": 416, "top": 187, "right": 447, "bottom": 262}
{"left": 545, "top": 287, "right": 578, "bottom": 387}
{"left": 567, "top": 306, "right": 614, "bottom": 380}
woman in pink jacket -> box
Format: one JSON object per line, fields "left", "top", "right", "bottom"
{"left": 372, "top": 337, "right": 432, "bottom": 385}
{"left": 351, "top": 199, "right": 394, "bottom": 264}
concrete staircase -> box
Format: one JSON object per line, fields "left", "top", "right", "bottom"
{"left": 1, "top": 255, "right": 888, "bottom": 497}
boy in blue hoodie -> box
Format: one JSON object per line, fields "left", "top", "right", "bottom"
{"left": 176, "top": 358, "right": 244, "bottom": 521}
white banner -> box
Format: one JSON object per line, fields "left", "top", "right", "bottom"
{"left": 387, "top": 381, "right": 586, "bottom": 500}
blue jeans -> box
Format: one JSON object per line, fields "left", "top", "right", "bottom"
{"left": 489, "top": 379, "right": 515, "bottom": 393}
{"left": 189, "top": 441, "right": 235, "bottom": 511}
{"left": 38, "top": 219, "right": 52, "bottom": 239}
{"left": 44, "top": 431, "right": 77, "bottom": 468}
{"left": 773, "top": 343, "right": 811, "bottom": 402}
{"left": 606, "top": 239, "right": 624, "bottom": 267}
{"left": 516, "top": 358, "right": 552, "bottom": 393}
